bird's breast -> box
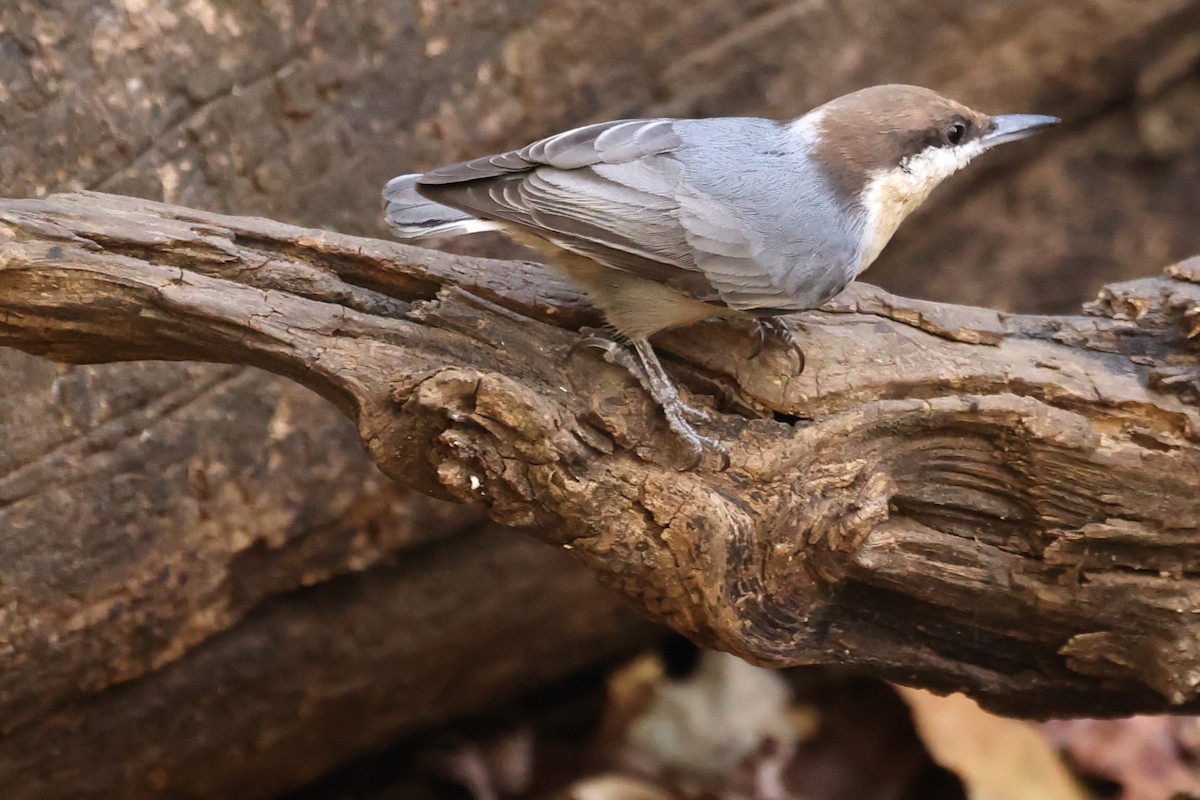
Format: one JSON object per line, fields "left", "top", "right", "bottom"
{"left": 855, "top": 168, "right": 937, "bottom": 272}
{"left": 854, "top": 141, "right": 985, "bottom": 273}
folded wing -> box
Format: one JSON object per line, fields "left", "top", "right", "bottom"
{"left": 417, "top": 118, "right": 801, "bottom": 309}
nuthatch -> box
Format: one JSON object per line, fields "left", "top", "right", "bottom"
{"left": 383, "top": 85, "right": 1058, "bottom": 464}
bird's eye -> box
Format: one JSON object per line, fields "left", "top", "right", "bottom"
{"left": 945, "top": 121, "right": 968, "bottom": 145}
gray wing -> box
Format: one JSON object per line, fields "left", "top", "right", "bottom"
{"left": 416, "top": 119, "right": 798, "bottom": 310}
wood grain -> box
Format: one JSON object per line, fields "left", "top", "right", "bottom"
{"left": 3, "top": 192, "right": 1197, "bottom": 723}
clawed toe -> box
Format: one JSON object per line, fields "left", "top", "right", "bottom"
{"left": 749, "top": 320, "right": 768, "bottom": 359}
{"left": 678, "top": 431, "right": 730, "bottom": 471}
{"left": 750, "top": 318, "right": 806, "bottom": 371}
{"left": 569, "top": 334, "right": 622, "bottom": 358}
{"left": 679, "top": 401, "right": 714, "bottom": 423}
{"left": 657, "top": 391, "right": 726, "bottom": 468}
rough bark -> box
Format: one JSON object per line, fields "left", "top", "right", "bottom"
{"left": 3, "top": 192, "right": 1198, "bottom": 723}
{"left": 4, "top": 5, "right": 664, "bottom": 797}
{"left": 0, "top": 525, "right": 641, "bottom": 800}
{"left": 5, "top": 0, "right": 1200, "bottom": 797}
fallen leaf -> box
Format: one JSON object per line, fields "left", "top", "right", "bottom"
{"left": 898, "top": 688, "right": 1088, "bottom": 800}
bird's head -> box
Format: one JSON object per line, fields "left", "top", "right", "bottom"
{"left": 803, "top": 84, "right": 1059, "bottom": 269}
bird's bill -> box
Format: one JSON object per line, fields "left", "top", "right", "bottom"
{"left": 981, "top": 114, "right": 1060, "bottom": 148}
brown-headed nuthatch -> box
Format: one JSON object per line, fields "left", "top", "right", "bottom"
{"left": 384, "top": 85, "right": 1058, "bottom": 464}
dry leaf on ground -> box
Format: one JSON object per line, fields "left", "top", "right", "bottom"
{"left": 898, "top": 688, "right": 1088, "bottom": 800}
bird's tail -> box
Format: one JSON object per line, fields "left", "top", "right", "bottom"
{"left": 382, "top": 174, "right": 501, "bottom": 239}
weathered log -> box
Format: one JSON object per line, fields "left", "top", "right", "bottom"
{"left": 0, "top": 521, "right": 646, "bottom": 800}
{"left": 2, "top": 191, "right": 1197, "bottom": 721}
{"left": 5, "top": 1, "right": 1200, "bottom": 796}
{"left": 3, "top": 7, "right": 663, "bottom": 797}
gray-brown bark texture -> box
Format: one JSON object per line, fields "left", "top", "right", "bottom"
{"left": 3, "top": 0, "right": 1200, "bottom": 798}
{"left": 4, "top": 190, "right": 1200, "bottom": 711}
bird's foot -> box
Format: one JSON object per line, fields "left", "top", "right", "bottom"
{"left": 574, "top": 333, "right": 728, "bottom": 469}
{"left": 750, "top": 317, "right": 806, "bottom": 371}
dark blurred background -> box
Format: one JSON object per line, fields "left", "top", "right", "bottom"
{"left": 2, "top": 1, "right": 1199, "bottom": 798}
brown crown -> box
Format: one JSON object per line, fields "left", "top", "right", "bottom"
{"left": 810, "top": 85, "right": 990, "bottom": 204}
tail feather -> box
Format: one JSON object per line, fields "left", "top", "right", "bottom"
{"left": 382, "top": 174, "right": 500, "bottom": 239}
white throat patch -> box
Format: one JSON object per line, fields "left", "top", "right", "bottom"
{"left": 856, "top": 139, "right": 986, "bottom": 272}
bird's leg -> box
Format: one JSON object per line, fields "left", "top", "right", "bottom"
{"left": 574, "top": 332, "right": 728, "bottom": 467}
{"left": 629, "top": 337, "right": 713, "bottom": 423}
{"left": 630, "top": 337, "right": 729, "bottom": 466}
{"left": 750, "top": 316, "right": 806, "bottom": 371}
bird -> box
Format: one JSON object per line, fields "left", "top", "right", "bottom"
{"left": 382, "top": 84, "right": 1058, "bottom": 465}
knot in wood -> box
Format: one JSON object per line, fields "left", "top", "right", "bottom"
{"left": 391, "top": 367, "right": 576, "bottom": 528}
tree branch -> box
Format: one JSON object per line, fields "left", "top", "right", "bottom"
{"left": 3, "top": 191, "right": 1199, "bottom": 717}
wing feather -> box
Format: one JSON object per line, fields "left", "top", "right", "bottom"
{"left": 415, "top": 117, "right": 809, "bottom": 310}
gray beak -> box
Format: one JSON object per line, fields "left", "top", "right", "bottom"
{"left": 981, "top": 114, "right": 1060, "bottom": 148}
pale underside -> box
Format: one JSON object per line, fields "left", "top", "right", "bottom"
{"left": 857, "top": 139, "right": 986, "bottom": 269}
